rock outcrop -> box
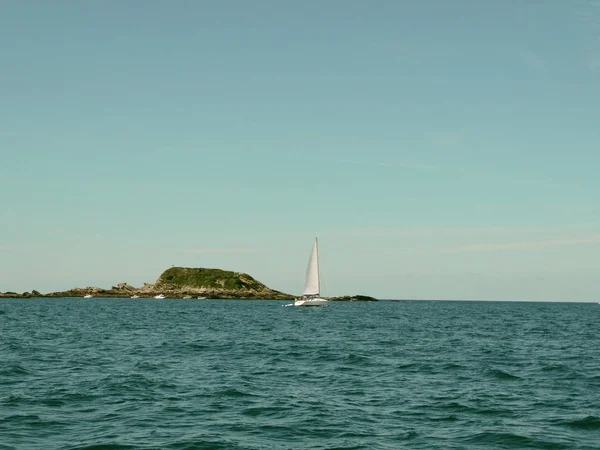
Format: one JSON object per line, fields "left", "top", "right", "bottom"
{"left": 327, "top": 295, "right": 378, "bottom": 301}
{"left": 146, "top": 267, "right": 293, "bottom": 299}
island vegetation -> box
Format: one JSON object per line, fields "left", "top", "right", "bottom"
{"left": 0, "top": 267, "right": 377, "bottom": 301}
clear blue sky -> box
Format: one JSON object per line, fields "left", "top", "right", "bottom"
{"left": 1, "top": 1, "right": 599, "bottom": 301}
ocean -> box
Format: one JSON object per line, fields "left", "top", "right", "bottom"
{"left": 1, "top": 298, "right": 599, "bottom": 449}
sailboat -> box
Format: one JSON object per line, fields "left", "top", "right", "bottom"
{"left": 289, "top": 238, "right": 328, "bottom": 307}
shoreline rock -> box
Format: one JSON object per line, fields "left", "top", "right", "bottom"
{"left": 326, "top": 295, "right": 378, "bottom": 302}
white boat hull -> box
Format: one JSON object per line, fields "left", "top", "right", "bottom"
{"left": 292, "top": 298, "right": 328, "bottom": 307}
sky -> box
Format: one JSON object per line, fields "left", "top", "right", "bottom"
{"left": 1, "top": 0, "right": 599, "bottom": 301}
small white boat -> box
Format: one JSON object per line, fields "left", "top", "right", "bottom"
{"left": 197, "top": 296, "right": 207, "bottom": 300}
{"left": 83, "top": 294, "right": 93, "bottom": 299}
{"left": 285, "top": 238, "right": 328, "bottom": 307}
{"left": 131, "top": 295, "right": 140, "bottom": 299}
{"left": 292, "top": 297, "right": 328, "bottom": 307}
{"left": 154, "top": 294, "right": 165, "bottom": 299}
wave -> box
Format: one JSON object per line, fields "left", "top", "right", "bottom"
{"left": 563, "top": 416, "right": 600, "bottom": 430}
{"left": 2, "top": 394, "right": 24, "bottom": 406}
{"left": 241, "top": 406, "right": 288, "bottom": 418}
{"left": 162, "top": 438, "right": 241, "bottom": 450}
{"left": 462, "top": 431, "right": 569, "bottom": 448}
{"left": 216, "top": 387, "right": 259, "bottom": 398}
{"left": 0, "top": 364, "right": 30, "bottom": 377}
{"left": 344, "top": 353, "right": 374, "bottom": 365}
{"left": 541, "top": 364, "right": 571, "bottom": 373}
{"left": 185, "top": 341, "right": 211, "bottom": 350}
{"left": 430, "top": 414, "right": 459, "bottom": 422}
{"left": 442, "top": 362, "right": 467, "bottom": 370}
{"left": 0, "top": 414, "right": 67, "bottom": 427}
{"left": 66, "top": 445, "right": 137, "bottom": 450}
{"left": 487, "top": 368, "right": 522, "bottom": 380}
{"left": 440, "top": 401, "right": 480, "bottom": 413}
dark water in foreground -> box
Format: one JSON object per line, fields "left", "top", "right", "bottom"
{"left": 1, "top": 299, "right": 600, "bottom": 449}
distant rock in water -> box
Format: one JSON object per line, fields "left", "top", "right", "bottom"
{"left": 327, "top": 295, "right": 378, "bottom": 301}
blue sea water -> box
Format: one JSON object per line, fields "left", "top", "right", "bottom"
{"left": 1, "top": 298, "right": 600, "bottom": 449}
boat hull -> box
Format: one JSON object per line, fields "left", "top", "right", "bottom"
{"left": 293, "top": 298, "right": 328, "bottom": 307}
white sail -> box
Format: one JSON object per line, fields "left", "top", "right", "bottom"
{"left": 302, "top": 238, "right": 320, "bottom": 296}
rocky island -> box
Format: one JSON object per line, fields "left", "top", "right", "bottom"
{"left": 0, "top": 267, "right": 377, "bottom": 301}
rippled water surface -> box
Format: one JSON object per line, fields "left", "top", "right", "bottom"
{"left": 1, "top": 298, "right": 600, "bottom": 449}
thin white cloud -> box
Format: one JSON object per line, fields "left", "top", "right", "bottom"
{"left": 340, "top": 159, "right": 437, "bottom": 170}
{"left": 161, "top": 247, "right": 265, "bottom": 254}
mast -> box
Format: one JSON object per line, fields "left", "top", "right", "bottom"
{"left": 315, "top": 237, "right": 320, "bottom": 296}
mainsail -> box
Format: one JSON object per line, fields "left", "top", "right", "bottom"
{"left": 302, "top": 238, "right": 320, "bottom": 296}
